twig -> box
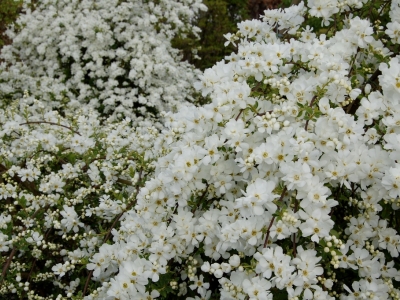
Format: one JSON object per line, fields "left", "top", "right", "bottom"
{"left": 292, "top": 197, "right": 299, "bottom": 257}
{"left": 263, "top": 216, "right": 276, "bottom": 248}
{"left": 304, "top": 95, "right": 318, "bottom": 131}
{"left": 235, "top": 109, "right": 244, "bottom": 121}
{"left": 1, "top": 248, "right": 16, "bottom": 285}
{"left": 346, "top": 68, "right": 381, "bottom": 114}
{"left": 20, "top": 121, "right": 81, "bottom": 136}
{"left": 82, "top": 270, "right": 93, "bottom": 297}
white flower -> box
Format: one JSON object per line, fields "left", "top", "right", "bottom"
{"left": 60, "top": 205, "right": 84, "bottom": 233}
{"left": 189, "top": 275, "right": 210, "bottom": 295}
{"left": 26, "top": 231, "right": 43, "bottom": 246}
{"left": 242, "top": 276, "right": 272, "bottom": 300}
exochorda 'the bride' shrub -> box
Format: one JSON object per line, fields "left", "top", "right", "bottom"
{"left": 2, "top": 0, "right": 400, "bottom": 299}
{"left": 94, "top": 0, "right": 400, "bottom": 299}
{"left": 0, "top": 0, "right": 206, "bottom": 120}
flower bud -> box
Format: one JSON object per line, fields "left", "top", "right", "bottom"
{"left": 229, "top": 255, "right": 241, "bottom": 267}
{"left": 365, "top": 84, "right": 371, "bottom": 94}
{"left": 214, "top": 269, "right": 223, "bottom": 278}
{"left": 201, "top": 262, "right": 210, "bottom": 272}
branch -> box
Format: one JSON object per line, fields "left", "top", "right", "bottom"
{"left": 116, "top": 178, "right": 133, "bottom": 186}
{"left": 20, "top": 121, "right": 81, "bottom": 136}
{"left": 0, "top": 248, "right": 16, "bottom": 285}
{"left": 346, "top": 68, "right": 381, "bottom": 114}
{"left": 235, "top": 109, "right": 244, "bottom": 121}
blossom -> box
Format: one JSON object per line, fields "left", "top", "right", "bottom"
{"left": 60, "top": 205, "right": 84, "bottom": 233}
{"left": 26, "top": 231, "right": 43, "bottom": 246}
{"left": 281, "top": 162, "right": 313, "bottom": 190}
{"left": 189, "top": 275, "right": 210, "bottom": 295}
{"left": 242, "top": 277, "right": 272, "bottom": 300}
{"left": 235, "top": 178, "right": 278, "bottom": 215}
{"left": 299, "top": 208, "right": 333, "bottom": 242}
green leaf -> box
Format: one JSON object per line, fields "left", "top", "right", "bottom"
{"left": 330, "top": 229, "right": 340, "bottom": 238}
{"left": 19, "top": 195, "right": 27, "bottom": 208}
{"left": 129, "top": 166, "right": 135, "bottom": 178}
{"left": 297, "top": 110, "right": 304, "bottom": 118}
{"left": 305, "top": 107, "right": 313, "bottom": 114}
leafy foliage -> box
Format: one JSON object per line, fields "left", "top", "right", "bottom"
{"left": 172, "top": 0, "right": 249, "bottom": 70}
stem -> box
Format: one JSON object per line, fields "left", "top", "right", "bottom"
{"left": 20, "top": 121, "right": 81, "bottom": 136}
{"left": 26, "top": 259, "right": 36, "bottom": 282}
{"left": 347, "top": 68, "right": 381, "bottom": 114}
{"left": 304, "top": 96, "right": 318, "bottom": 131}
{"left": 82, "top": 270, "right": 93, "bottom": 297}
{"left": 191, "top": 183, "right": 209, "bottom": 213}
{"left": 263, "top": 216, "right": 276, "bottom": 248}
{"left": 0, "top": 248, "right": 16, "bottom": 285}
{"left": 235, "top": 109, "right": 244, "bottom": 121}
{"left": 347, "top": 47, "right": 360, "bottom": 78}
{"left": 292, "top": 197, "right": 299, "bottom": 257}
{"left": 116, "top": 178, "right": 133, "bottom": 186}
{"left": 102, "top": 200, "right": 136, "bottom": 244}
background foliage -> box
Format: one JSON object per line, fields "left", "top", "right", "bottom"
{"left": 0, "top": 0, "right": 23, "bottom": 49}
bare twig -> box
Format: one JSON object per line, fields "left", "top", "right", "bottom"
{"left": 20, "top": 121, "right": 81, "bottom": 136}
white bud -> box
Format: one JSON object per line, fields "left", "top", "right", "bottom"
{"left": 365, "top": 84, "right": 371, "bottom": 95}
{"left": 228, "top": 255, "right": 240, "bottom": 268}
{"left": 214, "top": 269, "right": 223, "bottom": 278}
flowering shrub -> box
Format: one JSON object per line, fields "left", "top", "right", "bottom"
{"left": 0, "top": 94, "right": 162, "bottom": 298}
{"left": 0, "top": 0, "right": 206, "bottom": 121}
{"left": 1, "top": 0, "right": 400, "bottom": 299}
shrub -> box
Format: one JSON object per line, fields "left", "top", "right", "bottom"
{"left": 0, "top": 0, "right": 206, "bottom": 121}
{"left": 0, "top": 94, "right": 161, "bottom": 298}
{"left": 1, "top": 0, "right": 400, "bottom": 299}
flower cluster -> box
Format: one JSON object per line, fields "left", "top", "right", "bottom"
{"left": 1, "top": 0, "right": 400, "bottom": 299}
{"left": 0, "top": 0, "right": 206, "bottom": 121}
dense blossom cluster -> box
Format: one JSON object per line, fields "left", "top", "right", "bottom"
{"left": 0, "top": 0, "right": 206, "bottom": 121}
{"left": 0, "top": 0, "right": 400, "bottom": 299}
